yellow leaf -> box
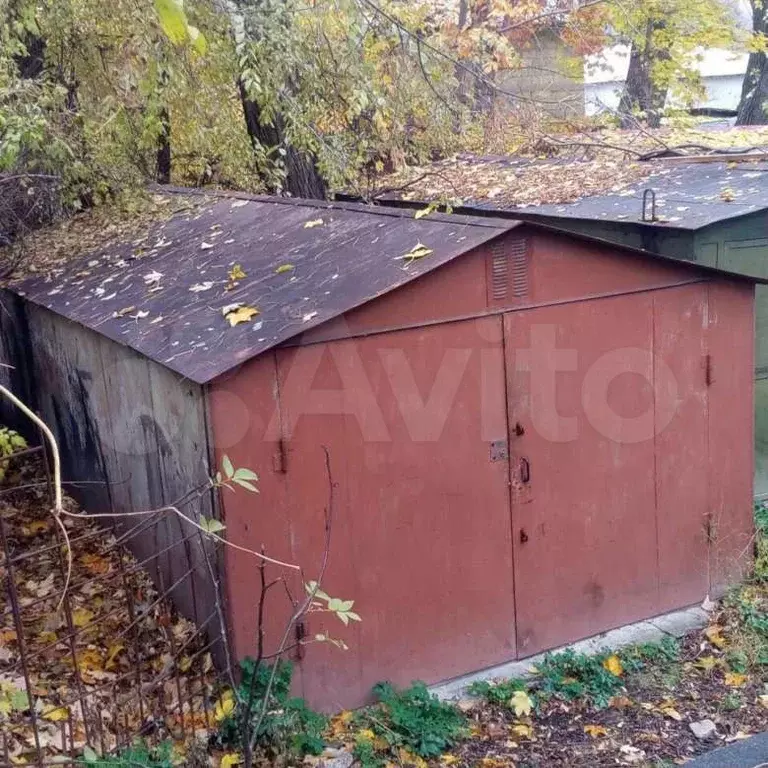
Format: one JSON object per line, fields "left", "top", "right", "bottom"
{"left": 725, "top": 672, "right": 748, "bottom": 687}
{"left": 398, "top": 748, "right": 427, "bottom": 768}
{"left": 42, "top": 705, "right": 69, "bottom": 722}
{"left": 414, "top": 206, "right": 434, "bottom": 220}
{"left": 661, "top": 705, "right": 682, "bottom": 721}
{"left": 304, "top": 219, "right": 324, "bottom": 228}
{"left": 440, "top": 756, "right": 460, "bottom": 766}
{"left": 105, "top": 642, "right": 125, "bottom": 671}
{"left": 72, "top": 608, "right": 94, "bottom": 628}
{"left": 220, "top": 754, "right": 241, "bottom": 768}
{"left": 694, "top": 655, "right": 719, "bottom": 672}
{"left": 178, "top": 656, "right": 192, "bottom": 673}
{"left": 80, "top": 553, "right": 110, "bottom": 575}
{"left": 224, "top": 305, "right": 259, "bottom": 327}
{"left": 38, "top": 630, "right": 57, "bottom": 645}
{"left": 509, "top": 689, "right": 533, "bottom": 717}
{"left": 21, "top": 520, "right": 51, "bottom": 536}
{"left": 228, "top": 264, "right": 247, "bottom": 281}
{"left": 511, "top": 723, "right": 533, "bottom": 738}
{"left": 584, "top": 724, "right": 608, "bottom": 738}
{"left": 358, "top": 729, "right": 376, "bottom": 741}
{"left": 603, "top": 654, "right": 623, "bottom": 677}
{"left": 397, "top": 243, "right": 433, "bottom": 264}
{"left": 720, "top": 188, "right": 736, "bottom": 202}
{"left": 275, "top": 264, "right": 295, "bottom": 274}
{"left": 705, "top": 625, "right": 727, "bottom": 649}
{"left": 214, "top": 690, "right": 235, "bottom": 723}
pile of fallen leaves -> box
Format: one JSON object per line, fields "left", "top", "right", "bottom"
{"left": 374, "top": 124, "right": 768, "bottom": 210}
{"left": 0, "top": 192, "right": 208, "bottom": 282}
{"left": 0, "top": 465, "right": 220, "bottom": 763}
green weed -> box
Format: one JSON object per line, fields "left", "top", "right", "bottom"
{"left": 214, "top": 658, "right": 326, "bottom": 757}
{"left": 467, "top": 678, "right": 529, "bottom": 708}
{"left": 361, "top": 682, "right": 467, "bottom": 758}
{"left": 81, "top": 741, "right": 173, "bottom": 768}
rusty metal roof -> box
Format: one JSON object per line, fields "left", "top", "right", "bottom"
{"left": 10, "top": 190, "right": 516, "bottom": 383}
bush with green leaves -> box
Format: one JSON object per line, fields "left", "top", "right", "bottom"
{"left": 215, "top": 658, "right": 326, "bottom": 758}
{"left": 359, "top": 682, "right": 467, "bottom": 759}
{"left": 535, "top": 648, "right": 626, "bottom": 708}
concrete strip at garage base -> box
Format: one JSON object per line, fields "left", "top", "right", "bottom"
{"left": 430, "top": 605, "right": 710, "bottom": 700}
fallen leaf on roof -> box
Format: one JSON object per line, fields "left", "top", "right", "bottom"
{"left": 397, "top": 243, "right": 433, "bottom": 265}
{"left": 302, "top": 311, "right": 318, "bottom": 323}
{"left": 131, "top": 310, "right": 149, "bottom": 320}
{"left": 144, "top": 270, "right": 163, "bottom": 286}
{"left": 189, "top": 281, "right": 215, "bottom": 293}
{"left": 113, "top": 306, "right": 136, "bottom": 318}
{"left": 304, "top": 219, "right": 324, "bottom": 228}
{"left": 200, "top": 241, "right": 215, "bottom": 250}
{"left": 224, "top": 305, "right": 259, "bottom": 326}
{"left": 275, "top": 264, "right": 295, "bottom": 274}
{"left": 228, "top": 264, "right": 246, "bottom": 281}
{"left": 720, "top": 188, "right": 736, "bottom": 202}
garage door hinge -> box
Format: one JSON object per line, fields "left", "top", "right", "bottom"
{"left": 295, "top": 620, "right": 307, "bottom": 660}
{"left": 273, "top": 438, "right": 288, "bottom": 473}
{"left": 705, "top": 354, "right": 713, "bottom": 387}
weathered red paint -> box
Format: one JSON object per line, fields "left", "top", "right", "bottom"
{"left": 209, "top": 226, "right": 756, "bottom": 711}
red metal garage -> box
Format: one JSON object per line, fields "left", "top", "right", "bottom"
{"left": 5, "top": 191, "right": 758, "bottom": 713}
{"left": 205, "top": 199, "right": 757, "bottom": 711}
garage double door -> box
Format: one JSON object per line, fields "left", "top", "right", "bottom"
{"left": 283, "top": 284, "right": 711, "bottom": 708}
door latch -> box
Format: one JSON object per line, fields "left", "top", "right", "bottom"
{"left": 490, "top": 439, "right": 509, "bottom": 461}
{"left": 520, "top": 457, "right": 531, "bottom": 484}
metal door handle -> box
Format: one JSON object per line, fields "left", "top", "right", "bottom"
{"left": 520, "top": 457, "right": 531, "bottom": 484}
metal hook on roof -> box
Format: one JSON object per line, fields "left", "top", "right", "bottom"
{"left": 641, "top": 189, "right": 657, "bottom": 222}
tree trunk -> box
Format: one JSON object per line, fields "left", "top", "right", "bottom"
{"left": 736, "top": 2, "right": 768, "bottom": 125}
{"left": 238, "top": 80, "right": 326, "bottom": 199}
{"left": 618, "top": 20, "right": 668, "bottom": 128}
{"left": 156, "top": 106, "right": 171, "bottom": 184}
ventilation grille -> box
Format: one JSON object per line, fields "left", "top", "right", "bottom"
{"left": 510, "top": 238, "right": 528, "bottom": 297}
{"left": 488, "top": 237, "right": 528, "bottom": 303}
{"left": 490, "top": 242, "right": 509, "bottom": 300}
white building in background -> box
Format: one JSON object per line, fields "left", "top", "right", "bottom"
{"left": 584, "top": 45, "right": 749, "bottom": 116}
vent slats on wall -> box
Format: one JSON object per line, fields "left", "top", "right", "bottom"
{"left": 510, "top": 238, "right": 529, "bottom": 297}
{"left": 488, "top": 237, "right": 528, "bottom": 304}
{"left": 490, "top": 243, "right": 509, "bottom": 300}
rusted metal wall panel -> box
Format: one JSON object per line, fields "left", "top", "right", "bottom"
{"left": 653, "top": 285, "right": 710, "bottom": 612}
{"left": 503, "top": 294, "right": 660, "bottom": 656}
{"left": 0, "top": 298, "right": 217, "bottom": 627}
{"left": 295, "top": 230, "right": 720, "bottom": 347}
{"left": 707, "top": 281, "right": 756, "bottom": 595}
{"left": 210, "top": 318, "right": 514, "bottom": 711}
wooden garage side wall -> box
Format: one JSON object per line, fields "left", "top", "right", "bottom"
{"left": 0, "top": 292, "right": 218, "bottom": 628}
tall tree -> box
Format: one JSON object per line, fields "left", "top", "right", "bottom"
{"left": 736, "top": 0, "right": 768, "bottom": 124}
{"left": 610, "top": 0, "right": 737, "bottom": 127}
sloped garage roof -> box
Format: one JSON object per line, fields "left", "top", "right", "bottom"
{"left": 8, "top": 190, "right": 516, "bottom": 383}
